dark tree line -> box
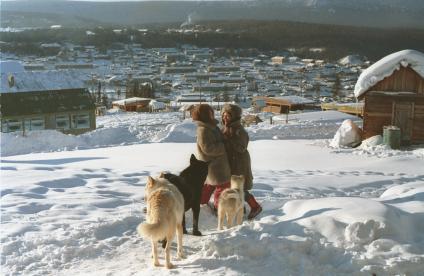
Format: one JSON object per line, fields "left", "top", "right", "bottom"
{"left": 1, "top": 20, "right": 424, "bottom": 61}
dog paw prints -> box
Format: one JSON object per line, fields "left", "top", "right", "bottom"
{"left": 16, "top": 202, "right": 53, "bottom": 214}
{"left": 36, "top": 178, "right": 87, "bottom": 189}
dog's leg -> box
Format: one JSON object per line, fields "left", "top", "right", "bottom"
{"left": 192, "top": 204, "right": 202, "bottom": 236}
{"left": 236, "top": 208, "right": 244, "bottom": 225}
{"left": 176, "top": 223, "right": 185, "bottom": 259}
{"left": 182, "top": 214, "right": 188, "bottom": 234}
{"left": 217, "top": 207, "right": 224, "bottom": 230}
{"left": 151, "top": 239, "right": 160, "bottom": 267}
{"left": 227, "top": 212, "right": 235, "bottom": 228}
{"left": 165, "top": 232, "right": 175, "bottom": 269}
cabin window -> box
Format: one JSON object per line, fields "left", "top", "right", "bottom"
{"left": 71, "top": 114, "right": 90, "bottom": 129}
{"left": 25, "top": 117, "right": 45, "bottom": 131}
{"left": 2, "top": 119, "right": 22, "bottom": 132}
{"left": 56, "top": 115, "right": 70, "bottom": 130}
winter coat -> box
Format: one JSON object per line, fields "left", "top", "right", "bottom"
{"left": 196, "top": 121, "right": 231, "bottom": 186}
{"left": 221, "top": 104, "right": 253, "bottom": 190}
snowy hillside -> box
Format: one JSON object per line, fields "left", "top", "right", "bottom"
{"left": 1, "top": 110, "right": 424, "bottom": 275}
{"left": 1, "top": 110, "right": 359, "bottom": 157}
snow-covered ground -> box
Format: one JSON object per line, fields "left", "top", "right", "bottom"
{"left": 1, "top": 110, "right": 424, "bottom": 275}
{"left": 1, "top": 110, "right": 360, "bottom": 157}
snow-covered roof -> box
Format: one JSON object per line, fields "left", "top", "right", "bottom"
{"left": 149, "top": 100, "right": 166, "bottom": 109}
{"left": 338, "top": 55, "right": 364, "bottom": 66}
{"left": 354, "top": 49, "right": 424, "bottom": 98}
{"left": 0, "top": 61, "right": 25, "bottom": 74}
{"left": 112, "top": 97, "right": 151, "bottom": 105}
{"left": 0, "top": 70, "right": 86, "bottom": 93}
{"left": 271, "top": 96, "right": 315, "bottom": 105}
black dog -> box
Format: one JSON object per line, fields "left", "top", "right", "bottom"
{"left": 162, "top": 154, "right": 209, "bottom": 237}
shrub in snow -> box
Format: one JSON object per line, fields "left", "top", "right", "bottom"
{"left": 330, "top": 119, "right": 362, "bottom": 148}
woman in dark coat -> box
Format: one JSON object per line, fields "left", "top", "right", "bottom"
{"left": 221, "top": 103, "right": 262, "bottom": 219}
{"left": 192, "top": 104, "right": 231, "bottom": 210}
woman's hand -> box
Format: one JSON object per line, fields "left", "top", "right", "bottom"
{"left": 222, "top": 126, "right": 232, "bottom": 138}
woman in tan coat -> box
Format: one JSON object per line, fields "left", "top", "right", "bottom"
{"left": 192, "top": 104, "right": 231, "bottom": 210}
{"left": 221, "top": 103, "right": 262, "bottom": 220}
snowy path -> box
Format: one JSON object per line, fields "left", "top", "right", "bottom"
{"left": 1, "top": 141, "right": 424, "bottom": 275}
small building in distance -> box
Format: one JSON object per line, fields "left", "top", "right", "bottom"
{"left": 112, "top": 97, "right": 152, "bottom": 112}
{"left": 1, "top": 69, "right": 96, "bottom": 135}
{"left": 354, "top": 49, "right": 424, "bottom": 145}
{"left": 254, "top": 96, "right": 315, "bottom": 114}
{"left": 271, "top": 56, "right": 285, "bottom": 65}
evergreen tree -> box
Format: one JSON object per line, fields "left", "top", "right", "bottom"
{"left": 313, "top": 82, "right": 321, "bottom": 99}
{"left": 332, "top": 74, "right": 341, "bottom": 101}
{"left": 222, "top": 91, "right": 230, "bottom": 102}
{"left": 101, "top": 93, "right": 109, "bottom": 107}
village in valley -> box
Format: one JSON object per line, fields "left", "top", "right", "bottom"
{"left": 1, "top": 27, "right": 367, "bottom": 135}
{"left": 1, "top": 3, "right": 424, "bottom": 276}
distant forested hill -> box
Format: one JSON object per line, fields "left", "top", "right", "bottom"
{"left": 1, "top": 0, "right": 423, "bottom": 29}
{"left": 1, "top": 20, "right": 424, "bottom": 62}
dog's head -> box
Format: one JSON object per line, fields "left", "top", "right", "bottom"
{"left": 145, "top": 176, "right": 169, "bottom": 198}
{"left": 230, "top": 175, "right": 245, "bottom": 190}
{"left": 189, "top": 154, "right": 210, "bottom": 178}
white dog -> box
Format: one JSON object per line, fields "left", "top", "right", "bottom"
{"left": 137, "top": 176, "right": 185, "bottom": 269}
{"left": 217, "top": 175, "right": 245, "bottom": 230}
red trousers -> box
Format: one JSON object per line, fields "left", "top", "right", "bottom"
{"left": 200, "top": 182, "right": 230, "bottom": 209}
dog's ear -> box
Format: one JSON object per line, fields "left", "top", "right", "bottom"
{"left": 190, "top": 154, "right": 197, "bottom": 164}
{"left": 159, "top": 172, "right": 165, "bottom": 178}
{"left": 147, "top": 176, "right": 155, "bottom": 187}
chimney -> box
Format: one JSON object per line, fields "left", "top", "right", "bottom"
{"left": 8, "top": 75, "right": 15, "bottom": 88}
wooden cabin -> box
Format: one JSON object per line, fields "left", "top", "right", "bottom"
{"left": 112, "top": 97, "right": 152, "bottom": 112}
{"left": 254, "top": 96, "right": 315, "bottom": 114}
{"left": 0, "top": 70, "right": 96, "bottom": 135}
{"left": 355, "top": 50, "right": 424, "bottom": 145}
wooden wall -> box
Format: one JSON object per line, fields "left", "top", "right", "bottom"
{"left": 362, "top": 66, "right": 424, "bottom": 144}
{"left": 367, "top": 66, "right": 424, "bottom": 95}
{"left": 413, "top": 100, "right": 424, "bottom": 142}
{"left": 363, "top": 93, "right": 424, "bottom": 144}
{"left": 363, "top": 94, "right": 393, "bottom": 138}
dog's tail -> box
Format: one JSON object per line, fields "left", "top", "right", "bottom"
{"left": 137, "top": 221, "right": 168, "bottom": 241}
{"left": 221, "top": 190, "right": 240, "bottom": 200}
{"left": 137, "top": 208, "right": 169, "bottom": 241}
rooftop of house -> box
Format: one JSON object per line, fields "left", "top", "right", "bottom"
{"left": 1, "top": 70, "right": 86, "bottom": 94}
{"left": 0, "top": 88, "right": 95, "bottom": 117}
{"left": 354, "top": 49, "right": 424, "bottom": 98}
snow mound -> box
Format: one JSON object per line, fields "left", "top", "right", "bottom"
{"left": 282, "top": 197, "right": 424, "bottom": 274}
{"left": 1, "top": 130, "right": 82, "bottom": 156}
{"left": 344, "top": 219, "right": 383, "bottom": 245}
{"left": 330, "top": 119, "right": 362, "bottom": 148}
{"left": 155, "top": 120, "right": 197, "bottom": 143}
{"left": 379, "top": 182, "right": 424, "bottom": 214}
{"left": 359, "top": 135, "right": 383, "bottom": 149}
{"left": 354, "top": 49, "right": 424, "bottom": 98}
{"left": 202, "top": 220, "right": 358, "bottom": 275}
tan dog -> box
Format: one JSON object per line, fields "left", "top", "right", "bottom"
{"left": 217, "top": 175, "right": 245, "bottom": 230}
{"left": 137, "top": 176, "right": 185, "bottom": 269}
